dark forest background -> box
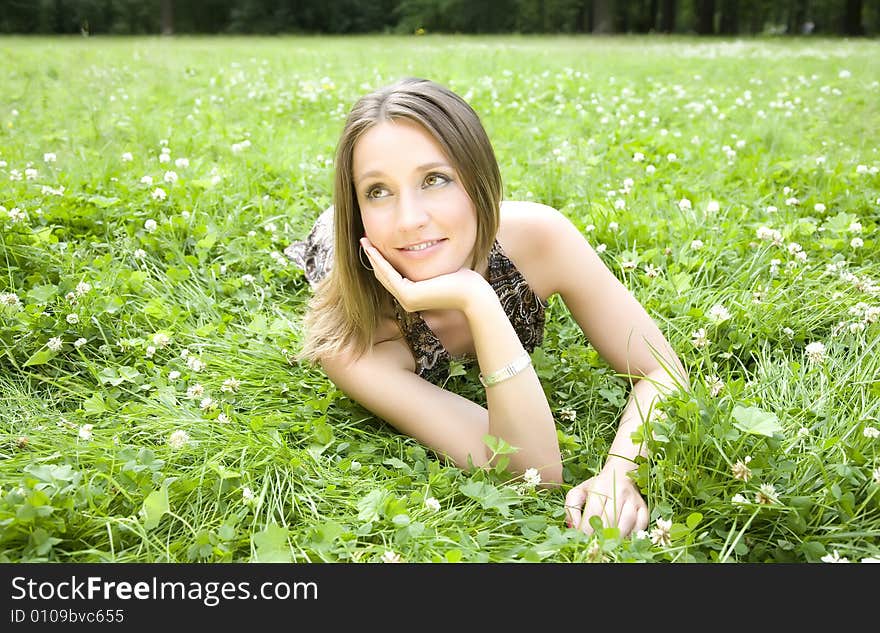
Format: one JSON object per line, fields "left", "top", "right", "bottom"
{"left": 1, "top": 0, "right": 878, "bottom": 36}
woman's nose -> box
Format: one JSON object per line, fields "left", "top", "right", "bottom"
{"left": 396, "top": 190, "right": 430, "bottom": 232}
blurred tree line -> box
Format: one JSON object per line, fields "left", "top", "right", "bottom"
{"left": 1, "top": 0, "right": 877, "bottom": 36}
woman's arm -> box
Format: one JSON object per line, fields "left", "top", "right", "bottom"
{"left": 331, "top": 240, "right": 563, "bottom": 483}
{"left": 511, "top": 202, "right": 689, "bottom": 534}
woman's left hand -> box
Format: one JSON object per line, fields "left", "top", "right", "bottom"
{"left": 564, "top": 466, "right": 648, "bottom": 538}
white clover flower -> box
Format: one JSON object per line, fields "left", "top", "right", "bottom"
{"left": 151, "top": 187, "right": 166, "bottom": 201}
{"left": 144, "top": 219, "right": 158, "bottom": 233}
{"left": 691, "top": 327, "right": 709, "bottom": 349}
{"left": 635, "top": 529, "right": 649, "bottom": 540}
{"left": 732, "top": 456, "right": 752, "bottom": 481}
{"left": 381, "top": 550, "right": 402, "bottom": 563}
{"left": 425, "top": 497, "right": 441, "bottom": 512}
{"left": 145, "top": 345, "right": 156, "bottom": 358}
{"left": 849, "top": 222, "right": 862, "bottom": 234}
{"left": 595, "top": 243, "right": 607, "bottom": 253}
{"left": 221, "top": 377, "right": 241, "bottom": 393}
{"left": 186, "top": 383, "right": 205, "bottom": 399}
{"left": 785, "top": 197, "right": 800, "bottom": 206}
{"left": 1, "top": 292, "right": 21, "bottom": 307}
{"left": 756, "top": 226, "right": 778, "bottom": 241}
{"left": 707, "top": 375, "right": 724, "bottom": 397}
{"left": 816, "top": 156, "right": 826, "bottom": 165}
{"left": 864, "top": 307, "right": 879, "bottom": 323}
{"left": 152, "top": 332, "right": 171, "bottom": 348}
{"left": 814, "top": 203, "right": 826, "bottom": 213}
{"left": 167, "top": 429, "right": 190, "bottom": 450}
{"left": 231, "top": 139, "right": 252, "bottom": 153}
{"left": 821, "top": 550, "right": 850, "bottom": 563}
{"left": 174, "top": 157, "right": 189, "bottom": 169}
{"left": 766, "top": 205, "right": 778, "bottom": 213}
{"left": 168, "top": 370, "right": 181, "bottom": 381}
{"left": 186, "top": 356, "right": 206, "bottom": 372}
{"left": 78, "top": 423, "right": 94, "bottom": 441}
{"left": 644, "top": 263, "right": 659, "bottom": 278}
{"left": 199, "top": 397, "right": 216, "bottom": 411}
{"left": 66, "top": 313, "right": 79, "bottom": 324}
{"left": 25, "top": 168, "right": 38, "bottom": 180}
{"left": 850, "top": 322, "right": 866, "bottom": 334}
{"left": 140, "top": 175, "right": 153, "bottom": 185}
{"left": 666, "top": 153, "right": 677, "bottom": 162}
{"left": 523, "top": 468, "right": 542, "bottom": 488}
{"left": 755, "top": 483, "right": 778, "bottom": 505}
{"left": 43, "top": 152, "right": 57, "bottom": 163}
{"left": 839, "top": 69, "right": 851, "bottom": 79}
{"left": 632, "top": 152, "right": 644, "bottom": 162}
{"left": 559, "top": 407, "right": 577, "bottom": 422}
{"left": 708, "top": 304, "right": 731, "bottom": 322}
{"left": 7, "top": 207, "right": 27, "bottom": 223}
{"left": 805, "top": 341, "right": 826, "bottom": 363}
{"left": 242, "top": 486, "right": 255, "bottom": 504}
{"left": 706, "top": 200, "right": 720, "bottom": 213}
{"left": 678, "top": 198, "right": 692, "bottom": 210}
{"left": 787, "top": 242, "right": 803, "bottom": 255}
{"left": 873, "top": 467, "right": 880, "bottom": 484}
{"left": 731, "top": 493, "right": 748, "bottom": 505}
{"left": 650, "top": 517, "right": 672, "bottom": 547}
{"left": 241, "top": 274, "right": 255, "bottom": 284}
{"left": 608, "top": 221, "right": 619, "bottom": 232}
{"left": 614, "top": 198, "right": 626, "bottom": 210}
{"left": 217, "top": 412, "right": 230, "bottom": 424}
{"left": 47, "top": 337, "right": 63, "bottom": 352}
{"left": 75, "top": 281, "right": 92, "bottom": 296}
{"left": 851, "top": 237, "right": 864, "bottom": 249}
{"left": 163, "top": 170, "right": 178, "bottom": 184}
{"left": 121, "top": 152, "right": 133, "bottom": 162}
{"left": 158, "top": 153, "right": 171, "bottom": 164}
{"left": 863, "top": 426, "right": 880, "bottom": 439}
{"left": 856, "top": 165, "right": 868, "bottom": 174}
{"left": 74, "top": 337, "right": 87, "bottom": 348}
{"left": 690, "top": 239, "right": 704, "bottom": 250}
{"left": 133, "top": 248, "right": 147, "bottom": 259}
{"left": 646, "top": 164, "right": 656, "bottom": 174}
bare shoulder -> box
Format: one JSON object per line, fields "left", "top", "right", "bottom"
{"left": 496, "top": 200, "right": 574, "bottom": 301}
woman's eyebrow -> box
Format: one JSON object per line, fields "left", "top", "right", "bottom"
{"left": 356, "top": 161, "right": 451, "bottom": 185}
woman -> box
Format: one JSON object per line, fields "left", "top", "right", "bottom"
{"left": 287, "top": 77, "right": 689, "bottom": 538}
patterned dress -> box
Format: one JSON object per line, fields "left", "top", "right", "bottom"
{"left": 285, "top": 206, "right": 547, "bottom": 385}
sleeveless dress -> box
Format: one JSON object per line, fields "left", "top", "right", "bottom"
{"left": 285, "top": 206, "right": 548, "bottom": 386}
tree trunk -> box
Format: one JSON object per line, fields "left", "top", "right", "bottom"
{"left": 843, "top": 0, "right": 863, "bottom": 35}
{"left": 659, "top": 0, "right": 676, "bottom": 33}
{"left": 161, "top": 0, "right": 174, "bottom": 35}
{"left": 696, "top": 0, "right": 715, "bottom": 34}
{"left": 649, "top": 0, "right": 659, "bottom": 31}
{"left": 719, "top": 0, "right": 738, "bottom": 34}
{"left": 592, "top": 0, "right": 614, "bottom": 34}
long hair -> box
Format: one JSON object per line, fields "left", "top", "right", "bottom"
{"left": 298, "top": 77, "right": 503, "bottom": 364}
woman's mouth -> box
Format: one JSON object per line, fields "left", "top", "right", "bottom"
{"left": 398, "top": 238, "right": 446, "bottom": 255}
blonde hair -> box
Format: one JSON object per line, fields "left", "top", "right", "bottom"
{"left": 298, "top": 77, "right": 502, "bottom": 364}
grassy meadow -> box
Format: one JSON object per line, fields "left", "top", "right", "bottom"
{"left": 1, "top": 34, "right": 879, "bottom": 563}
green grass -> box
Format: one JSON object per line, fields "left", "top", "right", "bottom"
{"left": 1, "top": 34, "right": 878, "bottom": 563}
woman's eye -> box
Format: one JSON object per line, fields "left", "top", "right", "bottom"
{"left": 365, "top": 187, "right": 387, "bottom": 200}
{"left": 424, "top": 173, "right": 449, "bottom": 187}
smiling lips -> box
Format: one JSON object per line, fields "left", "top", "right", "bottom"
{"left": 399, "top": 238, "right": 446, "bottom": 252}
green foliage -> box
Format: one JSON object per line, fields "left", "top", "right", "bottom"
{"left": 0, "top": 35, "right": 878, "bottom": 564}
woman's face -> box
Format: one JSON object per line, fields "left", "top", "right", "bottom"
{"left": 352, "top": 118, "right": 478, "bottom": 283}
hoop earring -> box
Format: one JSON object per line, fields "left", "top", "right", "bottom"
{"left": 358, "top": 243, "right": 374, "bottom": 271}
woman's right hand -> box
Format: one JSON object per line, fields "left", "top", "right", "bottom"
{"left": 360, "top": 237, "right": 492, "bottom": 314}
